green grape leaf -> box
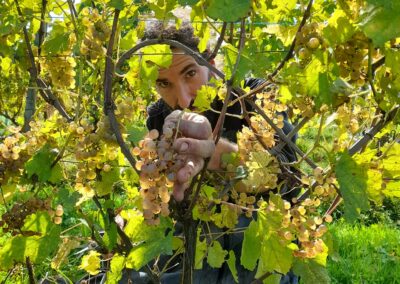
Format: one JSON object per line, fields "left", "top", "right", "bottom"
{"left": 123, "top": 211, "right": 173, "bottom": 270}
{"left": 108, "top": 0, "right": 127, "bottom": 10}
{"left": 335, "top": 152, "right": 369, "bottom": 222}
{"left": 222, "top": 43, "right": 271, "bottom": 86}
{"left": 278, "top": 85, "right": 293, "bottom": 104}
{"left": 211, "top": 203, "right": 239, "bottom": 229}
{"left": 207, "top": 240, "right": 227, "bottom": 268}
{"left": 263, "top": 274, "right": 281, "bottom": 284}
{"left": 193, "top": 85, "right": 217, "bottom": 112}
{"left": 263, "top": 24, "right": 297, "bottom": 46}
{"left": 56, "top": 186, "right": 80, "bottom": 212}
{"left": 244, "top": 151, "right": 281, "bottom": 189}
{"left": 95, "top": 165, "right": 120, "bottom": 196}
{"left": 142, "top": 44, "right": 172, "bottom": 68}
{"left": 195, "top": 229, "right": 208, "bottom": 269}
{"left": 127, "top": 124, "right": 148, "bottom": 144}
{"left": 0, "top": 212, "right": 61, "bottom": 270}
{"left": 256, "top": 233, "right": 293, "bottom": 276}
{"left": 148, "top": 0, "right": 177, "bottom": 19}
{"left": 358, "top": 1, "right": 400, "bottom": 46}
{"left": 79, "top": 251, "right": 101, "bottom": 275}
{"left": 383, "top": 181, "right": 400, "bottom": 198}
{"left": 313, "top": 241, "right": 329, "bottom": 267}
{"left": 206, "top": 0, "right": 251, "bottom": 22}
{"left": 22, "top": 211, "right": 53, "bottom": 233}
{"left": 292, "top": 259, "right": 330, "bottom": 284}
{"left": 301, "top": 52, "right": 331, "bottom": 103}
{"left": 106, "top": 254, "right": 126, "bottom": 283}
{"left": 172, "top": 236, "right": 184, "bottom": 251}
{"left": 103, "top": 223, "right": 118, "bottom": 250}
{"left": 43, "top": 24, "right": 71, "bottom": 55}
{"left": 200, "top": 184, "right": 216, "bottom": 199}
{"left": 382, "top": 143, "right": 400, "bottom": 178}
{"left": 323, "top": 9, "right": 357, "bottom": 45}
{"left": 385, "top": 49, "right": 400, "bottom": 75}
{"left": 366, "top": 168, "right": 384, "bottom": 204}
{"left": 254, "top": 0, "right": 297, "bottom": 23}
{"left": 0, "top": 57, "right": 12, "bottom": 77}
{"left": 227, "top": 250, "right": 238, "bottom": 283}
{"left": 257, "top": 201, "right": 284, "bottom": 236}
{"left": 178, "top": 0, "right": 198, "bottom": 5}
{"left": 25, "top": 144, "right": 59, "bottom": 182}
{"left": 192, "top": 19, "right": 210, "bottom": 53}
{"left": 120, "top": 29, "right": 139, "bottom": 50}
{"left": 48, "top": 163, "right": 64, "bottom": 183}
{"left": 382, "top": 143, "right": 400, "bottom": 198}
{"left": 241, "top": 219, "right": 261, "bottom": 271}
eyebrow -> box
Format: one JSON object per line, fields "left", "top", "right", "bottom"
{"left": 156, "top": 63, "right": 197, "bottom": 83}
{"left": 179, "top": 63, "right": 197, "bottom": 75}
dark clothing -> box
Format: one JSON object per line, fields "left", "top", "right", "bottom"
{"left": 128, "top": 79, "right": 299, "bottom": 284}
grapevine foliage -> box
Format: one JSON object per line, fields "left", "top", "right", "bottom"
{"left": 0, "top": 0, "right": 399, "bottom": 283}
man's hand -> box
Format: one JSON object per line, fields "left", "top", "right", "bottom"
{"left": 164, "top": 110, "right": 215, "bottom": 201}
{"left": 164, "top": 110, "right": 239, "bottom": 201}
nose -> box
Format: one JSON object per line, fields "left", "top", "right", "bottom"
{"left": 176, "top": 83, "right": 193, "bottom": 109}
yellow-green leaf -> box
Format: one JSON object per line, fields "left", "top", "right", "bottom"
{"left": 79, "top": 251, "right": 101, "bottom": 275}
{"left": 193, "top": 85, "right": 217, "bottom": 112}
{"left": 206, "top": 0, "right": 251, "bottom": 22}
{"left": 207, "top": 240, "right": 227, "bottom": 268}
{"left": 323, "top": 9, "right": 356, "bottom": 45}
{"left": 195, "top": 229, "right": 207, "bottom": 269}
{"left": 358, "top": 1, "right": 400, "bottom": 46}
{"left": 241, "top": 220, "right": 261, "bottom": 270}
{"left": 256, "top": 233, "right": 293, "bottom": 276}
{"left": 335, "top": 152, "right": 369, "bottom": 222}
{"left": 227, "top": 250, "right": 238, "bottom": 283}
{"left": 106, "top": 254, "right": 126, "bottom": 283}
{"left": 292, "top": 259, "right": 330, "bottom": 284}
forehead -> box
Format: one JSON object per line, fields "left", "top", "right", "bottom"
{"left": 157, "top": 50, "right": 199, "bottom": 77}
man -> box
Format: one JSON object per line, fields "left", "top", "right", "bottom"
{"left": 128, "top": 22, "right": 298, "bottom": 283}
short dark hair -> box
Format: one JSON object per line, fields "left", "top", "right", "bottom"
{"left": 142, "top": 22, "right": 209, "bottom": 57}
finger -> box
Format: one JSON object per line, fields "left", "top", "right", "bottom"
{"left": 173, "top": 181, "right": 190, "bottom": 202}
{"left": 176, "top": 156, "right": 204, "bottom": 184}
{"left": 172, "top": 156, "right": 204, "bottom": 202}
{"left": 173, "top": 138, "right": 215, "bottom": 158}
{"left": 164, "top": 111, "right": 212, "bottom": 139}
{"left": 178, "top": 116, "right": 212, "bottom": 140}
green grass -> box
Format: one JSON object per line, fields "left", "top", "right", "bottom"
{"left": 327, "top": 221, "right": 400, "bottom": 284}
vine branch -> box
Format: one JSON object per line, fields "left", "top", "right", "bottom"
{"left": 103, "top": 9, "right": 139, "bottom": 173}
{"left": 207, "top": 22, "right": 227, "bottom": 60}
{"left": 14, "top": 0, "right": 72, "bottom": 122}
{"left": 26, "top": 257, "right": 36, "bottom": 284}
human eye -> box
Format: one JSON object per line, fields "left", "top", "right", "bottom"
{"left": 156, "top": 81, "right": 170, "bottom": 88}
{"left": 185, "top": 69, "right": 197, "bottom": 78}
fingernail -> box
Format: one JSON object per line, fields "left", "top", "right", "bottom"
{"left": 180, "top": 142, "right": 189, "bottom": 152}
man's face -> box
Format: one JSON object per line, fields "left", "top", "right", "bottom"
{"left": 156, "top": 48, "right": 211, "bottom": 110}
